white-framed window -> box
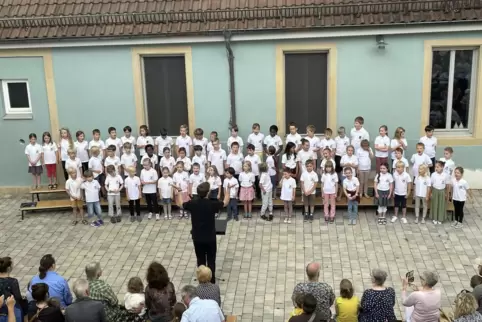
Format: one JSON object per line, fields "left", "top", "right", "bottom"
{"left": 430, "top": 49, "right": 478, "bottom": 135}
{"left": 1, "top": 80, "right": 32, "bottom": 115}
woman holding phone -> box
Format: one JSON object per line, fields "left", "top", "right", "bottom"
{"left": 402, "top": 270, "right": 441, "bottom": 322}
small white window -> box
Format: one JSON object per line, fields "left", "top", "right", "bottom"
{"left": 429, "top": 49, "right": 478, "bottom": 135}
{"left": 2, "top": 80, "right": 32, "bottom": 115}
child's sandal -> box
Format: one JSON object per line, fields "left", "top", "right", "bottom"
{"left": 48, "top": 184, "right": 53, "bottom": 190}
{"left": 53, "top": 184, "right": 58, "bottom": 189}
{"left": 71, "top": 220, "right": 78, "bottom": 226}
{"left": 81, "top": 219, "right": 89, "bottom": 225}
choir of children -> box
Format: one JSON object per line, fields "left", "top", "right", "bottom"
{"left": 25, "top": 116, "right": 472, "bottom": 227}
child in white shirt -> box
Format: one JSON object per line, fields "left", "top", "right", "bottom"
{"left": 104, "top": 145, "right": 121, "bottom": 175}
{"left": 392, "top": 148, "right": 409, "bottom": 173}
{"left": 158, "top": 167, "right": 174, "bottom": 219}
{"left": 191, "top": 145, "right": 207, "bottom": 174}
{"left": 390, "top": 127, "right": 408, "bottom": 166}
{"left": 66, "top": 148, "right": 82, "bottom": 179}
{"left": 226, "top": 142, "right": 244, "bottom": 178}
{"left": 298, "top": 139, "right": 313, "bottom": 174}
{"left": 266, "top": 146, "right": 278, "bottom": 199}
{"left": 173, "top": 161, "right": 190, "bottom": 218}
{"left": 263, "top": 125, "right": 283, "bottom": 157}
{"left": 239, "top": 161, "right": 255, "bottom": 219}
{"left": 105, "top": 164, "right": 123, "bottom": 223}
{"left": 25, "top": 133, "right": 43, "bottom": 188}
{"left": 321, "top": 161, "right": 338, "bottom": 224}
{"left": 391, "top": 161, "right": 412, "bottom": 224}
{"left": 430, "top": 161, "right": 448, "bottom": 224}
{"left": 286, "top": 122, "right": 302, "bottom": 150}
{"left": 226, "top": 125, "right": 244, "bottom": 153}
{"left": 120, "top": 142, "right": 138, "bottom": 177}
{"left": 207, "top": 166, "right": 222, "bottom": 217}
{"left": 357, "top": 140, "right": 374, "bottom": 199}
{"left": 136, "top": 125, "right": 154, "bottom": 157}
{"left": 318, "top": 128, "right": 336, "bottom": 155}
{"left": 343, "top": 167, "right": 360, "bottom": 225}
{"left": 334, "top": 126, "right": 350, "bottom": 173}
{"left": 59, "top": 128, "right": 74, "bottom": 181}
{"left": 193, "top": 128, "right": 209, "bottom": 156}
{"left": 245, "top": 144, "right": 262, "bottom": 199}
{"left": 105, "top": 127, "right": 123, "bottom": 158}
{"left": 304, "top": 125, "right": 320, "bottom": 166}
{"left": 374, "top": 125, "right": 390, "bottom": 172}
{"left": 88, "top": 129, "right": 106, "bottom": 159}
{"left": 280, "top": 169, "right": 296, "bottom": 223}
{"left": 440, "top": 146, "right": 455, "bottom": 180}
{"left": 259, "top": 162, "right": 273, "bottom": 221}
{"left": 121, "top": 125, "right": 136, "bottom": 148}
{"left": 414, "top": 164, "right": 431, "bottom": 224}
{"left": 141, "top": 144, "right": 158, "bottom": 171}
{"left": 420, "top": 125, "right": 437, "bottom": 173}
{"left": 223, "top": 167, "right": 239, "bottom": 221}
{"left": 340, "top": 145, "right": 358, "bottom": 178}
{"left": 81, "top": 170, "right": 103, "bottom": 227}
{"left": 124, "top": 166, "right": 142, "bottom": 222}
{"left": 160, "top": 147, "right": 176, "bottom": 174}
{"left": 176, "top": 147, "right": 191, "bottom": 172}
{"left": 282, "top": 142, "right": 299, "bottom": 180}
{"left": 374, "top": 163, "right": 393, "bottom": 224}
{"left": 451, "top": 166, "right": 472, "bottom": 228}
{"left": 140, "top": 159, "right": 159, "bottom": 220}
{"left": 74, "top": 130, "right": 89, "bottom": 174}
{"left": 208, "top": 139, "right": 227, "bottom": 179}
{"left": 42, "top": 132, "right": 58, "bottom": 190}
{"left": 300, "top": 160, "right": 319, "bottom": 222}
{"left": 88, "top": 146, "right": 105, "bottom": 198}
{"left": 247, "top": 123, "right": 265, "bottom": 160}
{"left": 350, "top": 116, "right": 370, "bottom": 152}
{"left": 155, "top": 128, "right": 173, "bottom": 157}
{"left": 124, "top": 277, "right": 146, "bottom": 317}
{"left": 410, "top": 143, "right": 432, "bottom": 179}
{"left": 65, "top": 168, "right": 84, "bottom": 225}
{"left": 189, "top": 163, "right": 206, "bottom": 199}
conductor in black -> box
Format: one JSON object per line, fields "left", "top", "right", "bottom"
{"left": 183, "top": 182, "right": 227, "bottom": 283}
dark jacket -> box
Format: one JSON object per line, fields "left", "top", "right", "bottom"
{"left": 184, "top": 199, "right": 223, "bottom": 242}
{"left": 64, "top": 297, "right": 106, "bottom": 322}
{"left": 27, "top": 302, "right": 65, "bottom": 322}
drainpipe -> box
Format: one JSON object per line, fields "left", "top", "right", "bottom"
{"left": 224, "top": 30, "right": 236, "bottom": 128}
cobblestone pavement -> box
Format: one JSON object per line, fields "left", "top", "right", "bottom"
{"left": 2, "top": 192, "right": 482, "bottom": 322}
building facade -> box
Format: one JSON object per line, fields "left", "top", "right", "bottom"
{"left": 0, "top": 1, "right": 481, "bottom": 188}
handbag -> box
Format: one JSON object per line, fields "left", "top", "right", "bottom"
{"left": 439, "top": 308, "right": 453, "bottom": 322}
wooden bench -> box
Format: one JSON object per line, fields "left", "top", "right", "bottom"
{"left": 29, "top": 186, "right": 67, "bottom": 202}
{"left": 20, "top": 199, "right": 73, "bottom": 220}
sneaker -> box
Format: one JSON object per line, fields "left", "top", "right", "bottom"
{"left": 451, "top": 221, "right": 458, "bottom": 227}
{"left": 147, "top": 213, "right": 153, "bottom": 220}
{"left": 98, "top": 219, "right": 104, "bottom": 225}
{"left": 438, "top": 221, "right": 443, "bottom": 225}
{"left": 432, "top": 220, "right": 437, "bottom": 224}
{"left": 353, "top": 219, "right": 357, "bottom": 225}
{"left": 234, "top": 216, "right": 239, "bottom": 221}
{"left": 348, "top": 219, "right": 353, "bottom": 225}
{"left": 168, "top": 215, "right": 172, "bottom": 220}
{"left": 130, "top": 216, "right": 135, "bottom": 223}
{"left": 284, "top": 218, "right": 288, "bottom": 223}
{"left": 116, "top": 216, "right": 121, "bottom": 223}
{"left": 287, "top": 218, "right": 292, "bottom": 224}
{"left": 261, "top": 215, "right": 267, "bottom": 221}
{"left": 324, "top": 217, "right": 329, "bottom": 223}
{"left": 155, "top": 214, "right": 160, "bottom": 221}
{"left": 268, "top": 215, "right": 273, "bottom": 221}
{"left": 309, "top": 214, "right": 313, "bottom": 223}
{"left": 421, "top": 218, "right": 426, "bottom": 224}
{"left": 91, "top": 221, "right": 100, "bottom": 227}
{"left": 414, "top": 217, "right": 419, "bottom": 224}
{"left": 303, "top": 213, "right": 308, "bottom": 222}
{"left": 110, "top": 217, "right": 116, "bottom": 224}
{"left": 401, "top": 217, "right": 407, "bottom": 224}
{"left": 391, "top": 216, "right": 398, "bottom": 223}
{"left": 137, "top": 216, "right": 142, "bottom": 222}
{"left": 330, "top": 218, "right": 334, "bottom": 224}
{"left": 455, "top": 222, "right": 463, "bottom": 229}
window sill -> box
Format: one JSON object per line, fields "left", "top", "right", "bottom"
{"left": 437, "top": 136, "right": 482, "bottom": 146}
{"left": 3, "top": 113, "right": 33, "bottom": 120}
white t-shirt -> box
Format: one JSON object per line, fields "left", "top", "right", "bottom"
{"left": 140, "top": 168, "right": 158, "bottom": 194}
{"left": 374, "top": 135, "right": 390, "bottom": 158}
{"left": 318, "top": 138, "right": 336, "bottom": 151}
{"left": 141, "top": 154, "right": 159, "bottom": 167}
{"left": 25, "top": 143, "right": 42, "bottom": 166}
{"left": 320, "top": 158, "right": 334, "bottom": 172}
{"left": 157, "top": 176, "right": 174, "bottom": 199}
{"left": 105, "top": 137, "right": 123, "bottom": 157}
{"left": 259, "top": 172, "right": 273, "bottom": 193}
{"left": 206, "top": 142, "right": 223, "bottom": 155}
{"left": 321, "top": 173, "right": 338, "bottom": 194}
{"left": 88, "top": 156, "right": 103, "bottom": 178}
{"left": 343, "top": 177, "right": 360, "bottom": 192}
{"left": 192, "top": 137, "right": 208, "bottom": 155}
{"left": 266, "top": 155, "right": 277, "bottom": 177}
{"left": 155, "top": 136, "right": 173, "bottom": 155}
{"left": 88, "top": 139, "right": 106, "bottom": 152}
{"left": 173, "top": 171, "right": 189, "bottom": 192}
{"left": 393, "top": 171, "right": 412, "bottom": 196}
{"left": 65, "top": 177, "right": 82, "bottom": 200}
{"left": 104, "top": 156, "right": 121, "bottom": 174}
{"left": 301, "top": 171, "right": 319, "bottom": 195}
{"left": 392, "top": 157, "right": 409, "bottom": 171}
{"left": 176, "top": 156, "right": 192, "bottom": 172}
{"left": 160, "top": 156, "right": 176, "bottom": 173}
{"left": 105, "top": 174, "right": 123, "bottom": 195}
{"left": 298, "top": 149, "right": 313, "bottom": 173}
{"left": 244, "top": 154, "right": 261, "bottom": 176}
{"left": 175, "top": 135, "right": 193, "bottom": 157}
{"left": 286, "top": 133, "right": 302, "bottom": 147}
{"left": 121, "top": 135, "right": 136, "bottom": 147}
{"left": 390, "top": 138, "right": 408, "bottom": 159}
{"left": 226, "top": 136, "right": 244, "bottom": 152}
{"left": 350, "top": 128, "right": 370, "bottom": 151}
{"left": 207, "top": 176, "right": 222, "bottom": 191}
{"left": 208, "top": 149, "right": 227, "bottom": 175}
{"left": 440, "top": 158, "right": 455, "bottom": 180}
{"left": 247, "top": 133, "right": 265, "bottom": 153}
{"left": 305, "top": 136, "right": 320, "bottom": 159}
{"left": 282, "top": 153, "right": 299, "bottom": 169}
{"left": 74, "top": 140, "right": 89, "bottom": 162}
{"left": 280, "top": 177, "right": 296, "bottom": 201}
{"left": 81, "top": 180, "right": 100, "bottom": 203}
{"left": 42, "top": 143, "right": 57, "bottom": 165}
{"left": 121, "top": 153, "right": 138, "bottom": 170}
{"left": 124, "top": 176, "right": 141, "bottom": 200}
{"left": 410, "top": 153, "right": 432, "bottom": 178}
{"left": 419, "top": 136, "right": 437, "bottom": 158}
{"left": 431, "top": 172, "right": 447, "bottom": 190}
{"left": 264, "top": 135, "right": 283, "bottom": 152}
{"left": 374, "top": 172, "right": 394, "bottom": 191}
{"left": 341, "top": 154, "right": 359, "bottom": 176}
{"left": 189, "top": 173, "right": 205, "bottom": 194}
{"left": 136, "top": 136, "right": 154, "bottom": 156}
{"left": 414, "top": 176, "right": 431, "bottom": 198}
{"left": 223, "top": 177, "right": 239, "bottom": 198}
{"left": 65, "top": 157, "right": 82, "bottom": 178}
{"left": 334, "top": 136, "right": 350, "bottom": 157}
{"left": 357, "top": 148, "right": 373, "bottom": 171}
{"left": 451, "top": 178, "right": 469, "bottom": 201}
{"left": 191, "top": 154, "right": 207, "bottom": 174}
{"left": 59, "top": 139, "right": 71, "bottom": 161}
{"left": 226, "top": 153, "right": 244, "bottom": 174}
{"left": 239, "top": 171, "right": 255, "bottom": 187}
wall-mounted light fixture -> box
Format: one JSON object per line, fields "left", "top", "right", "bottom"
{"left": 376, "top": 35, "right": 388, "bottom": 49}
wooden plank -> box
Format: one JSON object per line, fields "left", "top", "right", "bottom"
{"left": 29, "top": 186, "right": 67, "bottom": 195}
{"left": 226, "top": 316, "right": 237, "bottom": 322}
{"left": 20, "top": 199, "right": 72, "bottom": 210}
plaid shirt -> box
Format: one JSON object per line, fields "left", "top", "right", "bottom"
{"left": 88, "top": 278, "right": 121, "bottom": 322}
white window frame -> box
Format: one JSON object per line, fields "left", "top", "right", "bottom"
{"left": 1, "top": 80, "right": 33, "bottom": 115}
{"left": 431, "top": 48, "right": 478, "bottom": 136}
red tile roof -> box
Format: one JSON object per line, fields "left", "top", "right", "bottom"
{"left": 0, "top": 0, "right": 480, "bottom": 40}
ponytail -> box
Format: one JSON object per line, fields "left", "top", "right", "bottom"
{"left": 39, "top": 254, "right": 55, "bottom": 279}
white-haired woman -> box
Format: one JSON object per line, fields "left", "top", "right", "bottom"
{"left": 359, "top": 268, "right": 396, "bottom": 322}
{"left": 454, "top": 292, "right": 482, "bottom": 322}
{"left": 195, "top": 265, "right": 221, "bottom": 306}
{"left": 402, "top": 271, "right": 441, "bottom": 322}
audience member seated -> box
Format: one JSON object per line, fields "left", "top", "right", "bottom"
{"left": 454, "top": 292, "right": 482, "bottom": 322}
{"left": 292, "top": 262, "right": 335, "bottom": 322}
{"left": 27, "top": 283, "right": 65, "bottom": 322}
{"left": 470, "top": 275, "right": 482, "bottom": 314}
{"left": 335, "top": 279, "right": 359, "bottom": 322}
{"left": 65, "top": 279, "right": 106, "bottom": 322}
{"left": 358, "top": 268, "right": 396, "bottom": 322}
{"left": 172, "top": 302, "right": 187, "bottom": 322}
{"left": 402, "top": 271, "right": 441, "bottom": 322}
{"left": 0, "top": 257, "right": 27, "bottom": 319}
{"left": 179, "top": 285, "right": 224, "bottom": 322}
{"left": 288, "top": 293, "right": 322, "bottom": 322}
{"left": 29, "top": 254, "right": 73, "bottom": 308}
{"left": 289, "top": 293, "right": 304, "bottom": 319}
{"left": 195, "top": 266, "right": 221, "bottom": 306}
{"left": 124, "top": 277, "right": 146, "bottom": 317}
{"left": 145, "top": 262, "right": 176, "bottom": 322}
{"left": 85, "top": 262, "right": 122, "bottom": 321}
{"left": 0, "top": 294, "right": 16, "bottom": 322}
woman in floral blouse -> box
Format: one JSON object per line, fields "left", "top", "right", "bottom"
{"left": 145, "top": 262, "right": 176, "bottom": 322}
{"left": 454, "top": 292, "right": 482, "bottom": 322}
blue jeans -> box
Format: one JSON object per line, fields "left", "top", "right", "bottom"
{"left": 86, "top": 201, "right": 102, "bottom": 220}
{"left": 227, "top": 198, "right": 238, "bottom": 219}
{"left": 347, "top": 199, "right": 358, "bottom": 220}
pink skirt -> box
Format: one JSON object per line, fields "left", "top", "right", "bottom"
{"left": 239, "top": 186, "right": 254, "bottom": 201}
